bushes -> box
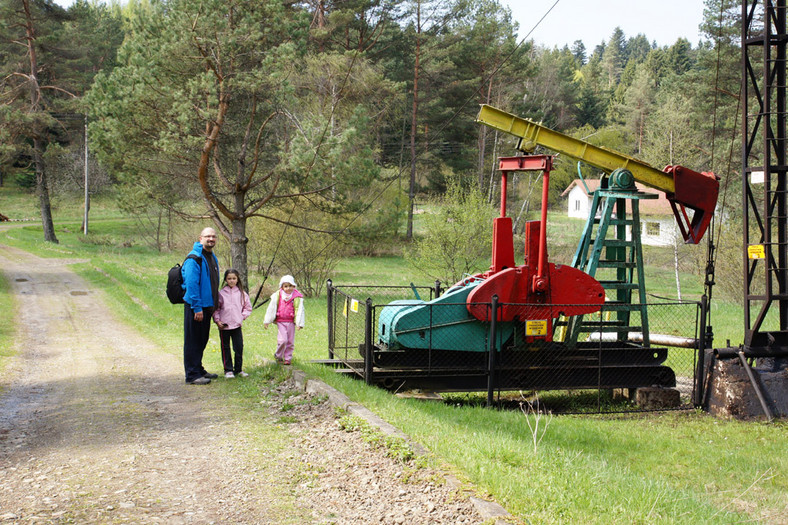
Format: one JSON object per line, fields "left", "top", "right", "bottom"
{"left": 248, "top": 210, "right": 343, "bottom": 298}
{"left": 404, "top": 178, "right": 496, "bottom": 285}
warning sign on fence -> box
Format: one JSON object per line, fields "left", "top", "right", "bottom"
{"left": 343, "top": 298, "right": 359, "bottom": 316}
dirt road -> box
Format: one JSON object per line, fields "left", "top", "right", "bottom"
{"left": 0, "top": 245, "right": 484, "bottom": 524}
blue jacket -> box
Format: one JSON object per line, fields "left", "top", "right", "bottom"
{"left": 181, "top": 241, "right": 219, "bottom": 313}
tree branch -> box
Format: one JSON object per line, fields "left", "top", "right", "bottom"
{"left": 250, "top": 213, "right": 340, "bottom": 234}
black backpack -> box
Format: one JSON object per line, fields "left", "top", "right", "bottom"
{"left": 166, "top": 254, "right": 201, "bottom": 304}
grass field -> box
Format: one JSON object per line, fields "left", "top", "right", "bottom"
{"left": 0, "top": 273, "right": 15, "bottom": 385}
{"left": 1, "top": 185, "right": 786, "bottom": 524}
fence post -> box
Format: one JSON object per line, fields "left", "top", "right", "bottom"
{"left": 327, "top": 279, "right": 334, "bottom": 360}
{"left": 364, "top": 298, "right": 374, "bottom": 385}
{"left": 434, "top": 280, "right": 442, "bottom": 299}
{"left": 693, "top": 295, "right": 708, "bottom": 407}
{"left": 487, "top": 295, "right": 499, "bottom": 408}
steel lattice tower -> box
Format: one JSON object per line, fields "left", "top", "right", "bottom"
{"left": 742, "top": 0, "right": 788, "bottom": 355}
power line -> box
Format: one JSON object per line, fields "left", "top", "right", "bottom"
{"left": 304, "top": 0, "right": 563, "bottom": 260}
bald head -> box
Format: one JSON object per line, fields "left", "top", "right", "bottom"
{"left": 199, "top": 228, "right": 217, "bottom": 252}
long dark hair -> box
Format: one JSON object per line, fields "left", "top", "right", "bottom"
{"left": 222, "top": 268, "right": 244, "bottom": 292}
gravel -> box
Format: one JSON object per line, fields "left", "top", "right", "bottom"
{"left": 0, "top": 243, "right": 498, "bottom": 524}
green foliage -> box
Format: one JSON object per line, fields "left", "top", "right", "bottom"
{"left": 642, "top": 91, "right": 700, "bottom": 169}
{"left": 404, "top": 177, "right": 496, "bottom": 284}
{"left": 0, "top": 0, "right": 123, "bottom": 243}
{"left": 14, "top": 171, "right": 36, "bottom": 190}
{"left": 343, "top": 171, "right": 406, "bottom": 256}
{"left": 250, "top": 208, "right": 344, "bottom": 298}
{"left": 0, "top": 272, "right": 16, "bottom": 379}
{"left": 517, "top": 46, "right": 579, "bottom": 130}
{"left": 86, "top": 1, "right": 397, "bottom": 282}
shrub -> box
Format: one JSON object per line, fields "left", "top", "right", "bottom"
{"left": 249, "top": 208, "right": 343, "bottom": 298}
{"left": 404, "top": 177, "right": 496, "bottom": 285}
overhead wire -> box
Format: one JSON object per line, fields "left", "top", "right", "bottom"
{"left": 254, "top": 1, "right": 474, "bottom": 293}
{"left": 251, "top": 49, "right": 362, "bottom": 304}
{"left": 704, "top": 0, "right": 743, "bottom": 332}
{"left": 302, "top": 0, "right": 563, "bottom": 261}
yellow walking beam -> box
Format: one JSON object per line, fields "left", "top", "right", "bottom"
{"left": 478, "top": 104, "right": 674, "bottom": 192}
{"left": 476, "top": 104, "right": 719, "bottom": 244}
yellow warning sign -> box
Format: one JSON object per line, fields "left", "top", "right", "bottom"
{"left": 526, "top": 320, "right": 548, "bottom": 336}
{"left": 343, "top": 298, "right": 360, "bottom": 317}
{"left": 747, "top": 244, "right": 766, "bottom": 260}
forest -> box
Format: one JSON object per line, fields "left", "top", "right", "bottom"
{"left": 0, "top": 0, "right": 743, "bottom": 297}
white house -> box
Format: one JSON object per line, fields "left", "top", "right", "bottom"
{"left": 561, "top": 179, "right": 678, "bottom": 247}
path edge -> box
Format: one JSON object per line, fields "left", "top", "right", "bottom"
{"left": 291, "top": 368, "right": 515, "bottom": 525}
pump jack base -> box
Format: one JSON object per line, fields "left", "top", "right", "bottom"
{"left": 318, "top": 341, "right": 677, "bottom": 393}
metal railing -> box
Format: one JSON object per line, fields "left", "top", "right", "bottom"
{"left": 325, "top": 280, "right": 705, "bottom": 414}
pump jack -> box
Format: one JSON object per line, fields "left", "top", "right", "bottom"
{"left": 365, "top": 104, "right": 719, "bottom": 393}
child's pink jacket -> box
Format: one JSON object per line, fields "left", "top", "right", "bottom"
{"left": 213, "top": 286, "right": 252, "bottom": 329}
{"left": 263, "top": 289, "right": 305, "bottom": 328}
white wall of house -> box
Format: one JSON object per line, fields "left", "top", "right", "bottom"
{"left": 564, "top": 180, "right": 679, "bottom": 247}
{"left": 566, "top": 185, "right": 592, "bottom": 219}
{"left": 617, "top": 218, "right": 677, "bottom": 246}
{"left": 638, "top": 217, "right": 677, "bottom": 247}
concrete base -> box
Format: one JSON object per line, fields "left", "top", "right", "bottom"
{"left": 636, "top": 387, "right": 681, "bottom": 409}
{"left": 706, "top": 355, "right": 788, "bottom": 420}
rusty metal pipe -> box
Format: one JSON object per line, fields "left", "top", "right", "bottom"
{"left": 628, "top": 333, "right": 699, "bottom": 348}
{"left": 714, "top": 347, "right": 788, "bottom": 359}
{"left": 737, "top": 351, "right": 774, "bottom": 422}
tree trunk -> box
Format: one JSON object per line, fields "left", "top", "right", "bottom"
{"left": 23, "top": 0, "right": 57, "bottom": 244}
{"left": 406, "top": 2, "right": 421, "bottom": 242}
{"left": 33, "top": 138, "right": 58, "bottom": 243}
{"left": 478, "top": 74, "right": 493, "bottom": 191}
{"left": 229, "top": 218, "right": 249, "bottom": 291}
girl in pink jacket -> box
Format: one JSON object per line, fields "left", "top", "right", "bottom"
{"left": 213, "top": 269, "right": 252, "bottom": 378}
{"left": 263, "top": 275, "right": 305, "bottom": 365}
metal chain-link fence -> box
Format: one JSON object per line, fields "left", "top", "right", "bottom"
{"left": 325, "top": 281, "right": 704, "bottom": 414}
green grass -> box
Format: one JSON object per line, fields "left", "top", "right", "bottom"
{"left": 0, "top": 273, "right": 16, "bottom": 383}
{"left": 2, "top": 188, "right": 787, "bottom": 524}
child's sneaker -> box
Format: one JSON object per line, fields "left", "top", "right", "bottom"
{"left": 225, "top": 371, "right": 235, "bottom": 379}
{"left": 237, "top": 371, "right": 249, "bottom": 377}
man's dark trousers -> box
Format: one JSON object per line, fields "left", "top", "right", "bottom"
{"left": 184, "top": 305, "right": 213, "bottom": 382}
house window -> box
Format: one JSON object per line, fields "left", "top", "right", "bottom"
{"left": 574, "top": 199, "right": 581, "bottom": 211}
{"left": 646, "top": 221, "right": 660, "bottom": 236}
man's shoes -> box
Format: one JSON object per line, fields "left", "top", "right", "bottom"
{"left": 283, "top": 360, "right": 291, "bottom": 365}
{"left": 225, "top": 371, "right": 235, "bottom": 379}
{"left": 203, "top": 372, "right": 219, "bottom": 379}
{"left": 187, "top": 377, "right": 211, "bottom": 385}
{"left": 237, "top": 371, "right": 249, "bottom": 377}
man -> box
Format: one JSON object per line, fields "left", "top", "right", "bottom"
{"left": 182, "top": 227, "right": 221, "bottom": 384}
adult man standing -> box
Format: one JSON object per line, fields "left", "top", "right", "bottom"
{"left": 182, "top": 227, "right": 221, "bottom": 384}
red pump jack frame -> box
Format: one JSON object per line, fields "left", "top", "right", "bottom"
{"left": 466, "top": 156, "right": 605, "bottom": 342}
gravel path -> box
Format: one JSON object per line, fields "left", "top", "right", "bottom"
{"left": 0, "top": 244, "right": 488, "bottom": 524}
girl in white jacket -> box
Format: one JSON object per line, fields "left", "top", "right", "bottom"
{"left": 263, "top": 275, "right": 305, "bottom": 365}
